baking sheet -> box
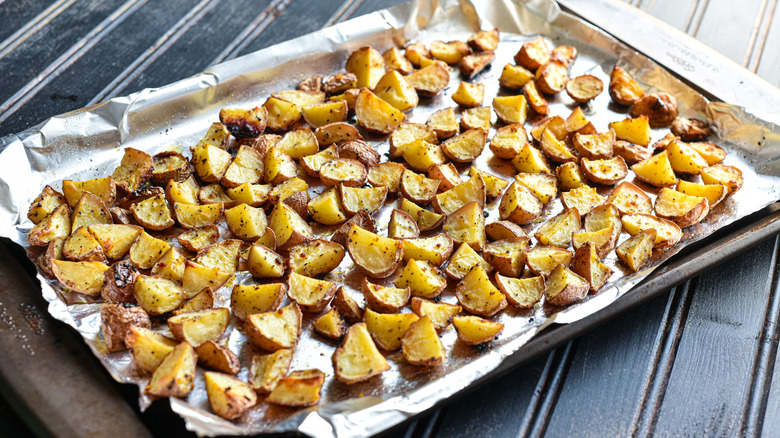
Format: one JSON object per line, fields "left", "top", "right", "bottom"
{"left": 1, "top": 0, "right": 780, "bottom": 437}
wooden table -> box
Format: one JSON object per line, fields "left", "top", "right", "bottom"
{"left": 1, "top": 0, "right": 779, "bottom": 436}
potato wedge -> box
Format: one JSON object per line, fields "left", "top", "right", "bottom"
{"left": 469, "top": 167, "right": 509, "bottom": 198}
{"left": 231, "top": 282, "right": 285, "bottom": 320}
{"left": 429, "top": 163, "right": 463, "bottom": 192}
{"left": 545, "top": 264, "right": 589, "bottom": 306}
{"left": 218, "top": 106, "right": 267, "bottom": 138}
{"left": 126, "top": 326, "right": 177, "bottom": 374}
{"left": 198, "top": 184, "right": 234, "bottom": 206}
{"left": 268, "top": 202, "right": 312, "bottom": 250}
{"left": 483, "top": 237, "right": 529, "bottom": 277}
{"left": 401, "top": 169, "right": 440, "bottom": 205}
{"left": 530, "top": 116, "right": 567, "bottom": 142}
{"left": 630, "top": 92, "right": 678, "bottom": 128}
{"left": 609, "top": 65, "right": 644, "bottom": 106}
{"left": 250, "top": 349, "right": 293, "bottom": 394}
{"left": 406, "top": 62, "right": 450, "bottom": 96}
{"left": 168, "top": 308, "right": 230, "bottom": 347}
{"left": 313, "top": 308, "right": 348, "bottom": 340}
{"left": 322, "top": 73, "right": 358, "bottom": 95}
{"left": 174, "top": 288, "right": 215, "bottom": 316}
{"left": 88, "top": 224, "right": 142, "bottom": 260}
{"left": 495, "top": 274, "right": 545, "bottom": 308}
{"left": 524, "top": 80, "right": 549, "bottom": 116}
{"left": 246, "top": 244, "right": 285, "bottom": 279}
{"left": 515, "top": 172, "right": 557, "bottom": 205}
{"left": 245, "top": 303, "right": 302, "bottom": 351}
{"left": 204, "top": 372, "right": 256, "bottom": 420}
{"left": 176, "top": 225, "right": 219, "bottom": 253}
{"left": 456, "top": 265, "right": 507, "bottom": 317}
{"left": 70, "top": 192, "right": 111, "bottom": 231}
{"left": 364, "top": 308, "right": 418, "bottom": 351}
{"left": 605, "top": 181, "right": 652, "bottom": 216}
{"left": 346, "top": 46, "right": 385, "bottom": 89}
{"left": 195, "top": 239, "right": 241, "bottom": 277}
{"left": 499, "top": 64, "right": 534, "bottom": 89}
{"left": 262, "top": 96, "right": 302, "bottom": 131}
{"left": 151, "top": 151, "right": 193, "bottom": 186}
{"left": 307, "top": 187, "right": 346, "bottom": 226}
{"left": 383, "top": 47, "right": 414, "bottom": 74}
{"left": 390, "top": 123, "right": 439, "bottom": 157}
{"left": 452, "top": 81, "right": 485, "bottom": 107}
{"left": 572, "top": 225, "right": 618, "bottom": 260}
{"left": 267, "top": 369, "right": 325, "bottom": 407}
{"left": 63, "top": 226, "right": 106, "bottom": 262}
{"left": 101, "top": 303, "right": 150, "bottom": 353}
{"left": 666, "top": 139, "right": 709, "bottom": 175}
{"left": 511, "top": 143, "right": 552, "bottom": 174}
{"left": 340, "top": 185, "right": 388, "bottom": 216}
{"left": 355, "top": 89, "right": 405, "bottom": 135}
{"left": 426, "top": 107, "right": 459, "bottom": 140}
{"left": 180, "top": 261, "right": 230, "bottom": 298}
{"left": 401, "top": 138, "right": 446, "bottom": 172}
{"left": 676, "top": 180, "right": 728, "bottom": 208}
{"left": 566, "top": 74, "right": 603, "bottom": 103}
{"left": 101, "top": 261, "right": 138, "bottom": 304}
{"left": 362, "top": 278, "right": 410, "bottom": 313}
{"left": 443, "top": 201, "right": 487, "bottom": 251}
{"left": 441, "top": 128, "right": 486, "bottom": 163}
{"left": 622, "top": 213, "right": 682, "bottom": 249}
{"left": 223, "top": 203, "right": 266, "bottom": 241}
{"left": 289, "top": 239, "right": 345, "bottom": 278}
{"left": 701, "top": 164, "right": 743, "bottom": 195}
{"left": 499, "top": 181, "right": 543, "bottom": 225}
{"left": 654, "top": 187, "right": 709, "bottom": 228}
{"left": 460, "top": 106, "right": 492, "bottom": 131}
{"left": 173, "top": 202, "right": 222, "bottom": 229}
{"left": 688, "top": 141, "right": 726, "bottom": 165}
{"left": 302, "top": 100, "right": 348, "bottom": 128}
{"left": 402, "top": 234, "right": 454, "bottom": 266}
{"left": 616, "top": 230, "right": 656, "bottom": 272}
{"left": 453, "top": 315, "right": 503, "bottom": 345}
{"left": 151, "top": 247, "right": 186, "bottom": 283}
{"left": 609, "top": 116, "right": 651, "bottom": 146}
{"left": 300, "top": 145, "right": 339, "bottom": 178}
{"left": 129, "top": 194, "right": 173, "bottom": 230}
{"left": 401, "top": 316, "right": 446, "bottom": 366}
{"left": 445, "top": 243, "right": 490, "bottom": 280}
{"left": 112, "top": 147, "right": 153, "bottom": 193}
{"left": 539, "top": 128, "right": 575, "bottom": 163}
{"left": 468, "top": 28, "right": 499, "bottom": 51}
{"left": 492, "top": 94, "right": 528, "bottom": 125}
{"left": 408, "top": 298, "right": 459, "bottom": 330}
{"left": 430, "top": 40, "right": 470, "bottom": 64}
{"left": 535, "top": 208, "right": 581, "bottom": 247}
{"left": 534, "top": 60, "right": 568, "bottom": 94}
{"left": 166, "top": 175, "right": 199, "bottom": 205}
{"left": 145, "top": 342, "right": 197, "bottom": 398}
{"left": 613, "top": 140, "right": 653, "bottom": 164}
{"left": 374, "top": 70, "right": 419, "bottom": 112}
{"left": 671, "top": 118, "right": 711, "bottom": 142}
{"left": 524, "top": 245, "right": 573, "bottom": 277}
{"left": 333, "top": 322, "right": 390, "bottom": 384}
{"left": 632, "top": 150, "right": 678, "bottom": 187}
{"left": 571, "top": 243, "right": 613, "bottom": 293}
{"left": 28, "top": 203, "right": 72, "bottom": 247}
{"left": 263, "top": 147, "right": 297, "bottom": 185}
{"left": 288, "top": 272, "right": 338, "bottom": 312}
{"left": 581, "top": 156, "right": 628, "bottom": 186}
{"left": 319, "top": 158, "right": 367, "bottom": 188}
{"left": 394, "top": 259, "right": 446, "bottom": 299}
{"left": 399, "top": 198, "right": 445, "bottom": 232}
{"left": 28, "top": 185, "right": 67, "bottom": 225}
{"left": 367, "top": 162, "right": 406, "bottom": 192}
{"left": 315, "top": 122, "right": 363, "bottom": 146}
{"left": 573, "top": 129, "right": 615, "bottom": 160}
{"left": 62, "top": 176, "right": 116, "bottom": 208}
{"left": 347, "top": 225, "right": 403, "bottom": 278}
{"left": 460, "top": 51, "right": 495, "bottom": 79}
{"left": 192, "top": 143, "right": 231, "bottom": 183}
{"left": 433, "top": 174, "right": 486, "bottom": 215}
{"left": 134, "top": 275, "right": 186, "bottom": 315}
{"left": 337, "top": 139, "right": 380, "bottom": 168}
{"left": 515, "top": 36, "right": 550, "bottom": 70}
{"left": 485, "top": 220, "right": 528, "bottom": 241}
{"left": 388, "top": 209, "right": 420, "bottom": 239}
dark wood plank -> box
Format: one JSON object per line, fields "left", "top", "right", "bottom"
{"left": 351, "top": 0, "right": 408, "bottom": 19}
{"left": 754, "top": 0, "right": 780, "bottom": 86}
{"left": 651, "top": 239, "right": 777, "bottom": 435}
{"left": 0, "top": 0, "right": 61, "bottom": 44}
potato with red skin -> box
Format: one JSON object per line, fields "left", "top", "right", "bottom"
{"left": 630, "top": 92, "right": 678, "bottom": 128}
{"left": 101, "top": 303, "right": 150, "bottom": 352}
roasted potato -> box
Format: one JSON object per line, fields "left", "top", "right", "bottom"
{"left": 130, "top": 194, "right": 174, "bottom": 230}
{"left": 430, "top": 40, "right": 470, "bottom": 64}
{"left": 485, "top": 220, "right": 528, "bottom": 241}
{"left": 515, "top": 36, "right": 550, "bottom": 71}
{"left": 204, "top": 372, "right": 256, "bottom": 420}
{"left": 609, "top": 116, "right": 651, "bottom": 146}
{"left": 245, "top": 303, "right": 302, "bottom": 351}
{"left": 250, "top": 349, "right": 293, "bottom": 394}
{"left": 433, "top": 174, "right": 486, "bottom": 215}
{"left": 452, "top": 315, "right": 503, "bottom": 345}
{"left": 388, "top": 209, "right": 420, "bottom": 239}
{"left": 515, "top": 172, "right": 557, "bottom": 205}
{"left": 394, "top": 258, "right": 446, "bottom": 299}
{"left": 28, "top": 185, "right": 67, "bottom": 225}
{"left": 566, "top": 74, "right": 603, "bottom": 103}
{"left": 268, "top": 202, "right": 312, "bottom": 250}
{"left": 355, "top": 89, "right": 405, "bottom": 135}
{"left": 630, "top": 92, "right": 678, "bottom": 128}
{"left": 483, "top": 237, "right": 529, "bottom": 277}
{"left": 347, "top": 225, "right": 403, "bottom": 278}
{"left": 492, "top": 95, "right": 528, "bottom": 125}
{"left": 441, "top": 128, "right": 486, "bottom": 163}
{"left": 632, "top": 151, "right": 678, "bottom": 187}
{"left": 701, "top": 164, "right": 743, "bottom": 195}
{"left": 573, "top": 129, "right": 615, "bottom": 160}
{"left": 88, "top": 224, "right": 142, "bottom": 260}
{"left": 100, "top": 303, "right": 150, "bottom": 352}
{"left": 166, "top": 175, "right": 199, "bottom": 205}
{"left": 151, "top": 247, "right": 186, "bottom": 283}
{"left": 315, "top": 122, "right": 363, "bottom": 146}
{"left": 246, "top": 244, "right": 285, "bottom": 279}
{"left": 460, "top": 52, "right": 495, "bottom": 79}
{"left": 308, "top": 187, "right": 347, "bottom": 226}
{"left": 401, "top": 316, "right": 446, "bottom": 366}
{"left": 580, "top": 156, "right": 629, "bottom": 185}
{"left": 320, "top": 158, "right": 367, "bottom": 188}
{"left": 410, "top": 297, "right": 461, "bottom": 330}
{"left": 676, "top": 180, "right": 728, "bottom": 208}
{"left": 495, "top": 274, "right": 545, "bottom": 308}
{"left": 374, "top": 70, "right": 419, "bottom": 112}
{"left": 455, "top": 265, "right": 507, "bottom": 317}
{"left": 401, "top": 169, "right": 440, "bottom": 205}
{"left": 426, "top": 107, "right": 460, "bottom": 139}
{"left": 609, "top": 65, "right": 644, "bottom": 106}
{"left": 192, "top": 143, "right": 231, "bottom": 183}
{"left": 168, "top": 308, "right": 230, "bottom": 347}
{"left": 101, "top": 261, "right": 139, "bottom": 304}
{"left": 445, "top": 242, "right": 491, "bottom": 280}
{"left": 300, "top": 145, "right": 339, "bottom": 178}
{"left": 571, "top": 243, "right": 613, "bottom": 292}
{"left": 112, "top": 148, "right": 153, "bottom": 193}
{"left": 539, "top": 128, "right": 575, "bottom": 163}
{"left": 177, "top": 225, "right": 219, "bottom": 252}
{"left": 429, "top": 163, "right": 463, "bottom": 192}
{"left": 443, "top": 201, "right": 487, "bottom": 251}
{"left": 401, "top": 138, "right": 446, "bottom": 172}
{"left": 383, "top": 47, "right": 414, "bottom": 74}
{"left": 524, "top": 245, "right": 573, "bottom": 277}
{"left": 534, "top": 60, "right": 568, "bottom": 94}
{"left": 572, "top": 225, "right": 618, "bottom": 260}
{"left": 367, "top": 162, "right": 406, "bottom": 192}
{"left": 406, "top": 62, "right": 451, "bottom": 96}
{"left": 402, "top": 233, "right": 454, "bottom": 266}
{"left": 688, "top": 141, "right": 726, "bottom": 165}
{"left": 145, "top": 342, "right": 197, "bottom": 398}
{"left": 266, "top": 369, "right": 325, "bottom": 407}
{"left": 499, "top": 64, "right": 534, "bottom": 89}
{"left": 545, "top": 264, "right": 590, "bottom": 306}
{"left": 263, "top": 96, "right": 302, "bottom": 131}
{"left": 263, "top": 147, "right": 298, "bottom": 185}
{"left": 62, "top": 176, "right": 116, "bottom": 208}
{"left": 288, "top": 272, "right": 338, "bottom": 312}
{"left": 671, "top": 117, "right": 711, "bottom": 142}
{"left": 499, "top": 181, "right": 543, "bottom": 225}
{"left": 27, "top": 204, "right": 71, "bottom": 247}
{"left": 231, "top": 282, "right": 285, "bottom": 320}
{"left": 511, "top": 143, "right": 552, "bottom": 174}
{"left": 337, "top": 139, "right": 380, "bottom": 168}
{"left": 470, "top": 167, "right": 509, "bottom": 198}
{"left": 613, "top": 140, "right": 653, "bottom": 164}
{"left": 173, "top": 202, "right": 222, "bottom": 229}
{"left": 452, "top": 81, "right": 485, "bottom": 108}
{"left": 364, "top": 308, "right": 419, "bottom": 351}
{"left": 460, "top": 106, "right": 492, "bottom": 131}
{"left": 534, "top": 208, "right": 580, "bottom": 248}
{"left": 616, "top": 230, "right": 656, "bottom": 272}
{"left": 666, "top": 139, "right": 709, "bottom": 175}
{"left": 362, "top": 278, "right": 410, "bottom": 313}
{"left": 654, "top": 187, "right": 709, "bottom": 228}
{"left": 622, "top": 213, "right": 682, "bottom": 249}
{"left": 332, "top": 322, "right": 390, "bottom": 383}
{"left": 303, "top": 100, "right": 348, "bottom": 128}
{"left": 400, "top": 198, "right": 445, "bottom": 232}
{"left": 126, "top": 326, "right": 177, "bottom": 374}
{"left": 313, "top": 308, "right": 348, "bottom": 340}
{"left": 63, "top": 226, "right": 106, "bottom": 262}
{"left": 340, "top": 185, "right": 388, "bottom": 215}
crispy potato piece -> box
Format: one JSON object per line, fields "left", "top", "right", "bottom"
{"left": 616, "top": 230, "right": 656, "bottom": 272}
{"left": 530, "top": 116, "right": 567, "bottom": 142}
{"left": 288, "top": 238, "right": 344, "bottom": 276}
{"left": 671, "top": 118, "right": 711, "bottom": 141}
{"left": 499, "top": 64, "right": 534, "bottom": 89}
{"left": 176, "top": 225, "right": 219, "bottom": 253}
{"left": 346, "top": 46, "right": 386, "bottom": 88}
{"left": 539, "top": 128, "right": 575, "bottom": 163}
{"left": 308, "top": 187, "right": 347, "bottom": 226}
{"left": 298, "top": 74, "right": 323, "bottom": 92}
{"left": 364, "top": 308, "right": 418, "bottom": 351}
{"left": 654, "top": 187, "right": 709, "bottom": 228}
{"left": 274, "top": 89, "right": 326, "bottom": 109}
{"left": 409, "top": 298, "right": 459, "bottom": 330}
{"left": 71, "top": 192, "right": 114, "bottom": 229}
{"left": 231, "top": 283, "right": 285, "bottom": 320}
{"left": 610, "top": 116, "right": 651, "bottom": 146}
{"left": 402, "top": 233, "right": 454, "bottom": 266}
{"left": 630, "top": 92, "right": 678, "bottom": 128}
{"left": 287, "top": 272, "right": 338, "bottom": 312}
{"left": 400, "top": 198, "right": 445, "bottom": 232}
{"left": 101, "top": 303, "right": 150, "bottom": 352}
{"left": 28, "top": 185, "right": 67, "bottom": 224}
{"left": 263, "top": 147, "right": 297, "bottom": 185}
{"left": 468, "top": 28, "right": 499, "bottom": 51}
{"left": 332, "top": 322, "right": 390, "bottom": 384}
{"left": 535, "top": 208, "right": 581, "bottom": 248}
{"left": 470, "top": 167, "right": 509, "bottom": 198}
{"left": 445, "top": 242, "right": 491, "bottom": 280}
{"left": 192, "top": 143, "right": 231, "bottom": 183}
{"left": 688, "top": 141, "right": 726, "bottom": 165}
{"left": 62, "top": 177, "right": 116, "bottom": 208}
{"left": 515, "top": 36, "right": 550, "bottom": 70}
{"left": 224, "top": 203, "right": 267, "bottom": 241}
{"left": 581, "top": 156, "right": 628, "bottom": 185}
{"left": 545, "top": 264, "right": 589, "bottom": 306}
{"left": 134, "top": 275, "right": 186, "bottom": 315}
{"left": 315, "top": 122, "right": 363, "bottom": 145}
{"left": 401, "top": 316, "right": 446, "bottom": 366}
{"left": 566, "top": 74, "right": 603, "bottom": 103}
{"left": 126, "top": 326, "right": 177, "bottom": 374}
{"left": 483, "top": 237, "right": 529, "bottom": 277}
{"left": 401, "top": 169, "right": 440, "bottom": 204}
{"left": 313, "top": 308, "right": 348, "bottom": 340}
{"left": 174, "top": 288, "right": 215, "bottom": 315}
{"left": 101, "top": 261, "right": 138, "bottom": 303}
{"left": 491, "top": 95, "right": 528, "bottom": 125}
{"left": 388, "top": 209, "right": 420, "bottom": 239}
{"left": 145, "top": 342, "right": 197, "bottom": 398}
{"left": 268, "top": 202, "right": 312, "bottom": 250}
{"left": 572, "top": 225, "right": 618, "bottom": 259}
{"left": 347, "top": 225, "right": 403, "bottom": 278}
{"left": 605, "top": 181, "right": 652, "bottom": 215}
{"left": 130, "top": 194, "right": 173, "bottom": 230}
{"left": 512, "top": 143, "right": 552, "bottom": 174}
{"left": 168, "top": 308, "right": 229, "bottom": 347}
{"left": 195, "top": 239, "right": 241, "bottom": 276}
{"left": 196, "top": 122, "right": 231, "bottom": 149}
{"left": 302, "top": 100, "right": 348, "bottom": 128}
{"left": 337, "top": 139, "right": 380, "bottom": 168}
{"left": 441, "top": 128, "right": 486, "bottom": 163}
{"left": 677, "top": 180, "right": 728, "bottom": 208}
{"left": 355, "top": 89, "right": 405, "bottom": 135}
{"left": 362, "top": 278, "right": 410, "bottom": 313}
{"left": 495, "top": 274, "right": 545, "bottom": 308}
{"left": 460, "top": 52, "right": 495, "bottom": 79}
{"left": 321, "top": 73, "right": 357, "bottom": 95}
{"left": 151, "top": 247, "right": 186, "bottom": 283}
{"left": 652, "top": 133, "right": 677, "bottom": 150}
{"left": 401, "top": 138, "right": 446, "bottom": 172}
{"left": 485, "top": 220, "right": 528, "bottom": 241}
{"left": 430, "top": 40, "right": 470, "bottom": 64}
{"left": 219, "top": 107, "right": 267, "bottom": 138}
{"left": 383, "top": 47, "right": 414, "bottom": 74}
{"left": 609, "top": 65, "right": 644, "bottom": 106}
{"left": 88, "top": 224, "right": 141, "bottom": 260}
{"left": 426, "top": 108, "right": 459, "bottom": 140}
{"left": 460, "top": 106, "right": 492, "bottom": 131}
{"left": 444, "top": 201, "right": 487, "bottom": 251}
{"left": 198, "top": 185, "right": 233, "bottom": 206}
{"left": 246, "top": 244, "right": 285, "bottom": 279}
{"left": 666, "top": 139, "right": 709, "bottom": 175}
{"left": 515, "top": 172, "right": 557, "bottom": 205}
{"left": 374, "top": 70, "right": 419, "bottom": 112}
{"left": 63, "top": 226, "right": 106, "bottom": 262}
{"left": 406, "top": 62, "right": 450, "bottom": 96}
{"left": 534, "top": 60, "right": 568, "bottom": 94}
{"left": 552, "top": 45, "right": 578, "bottom": 65}
{"left": 173, "top": 202, "right": 222, "bottom": 229}
{"left": 263, "top": 96, "right": 302, "bottom": 131}
{"left": 329, "top": 287, "right": 362, "bottom": 324}
{"left": 367, "top": 162, "right": 406, "bottom": 192}
{"left": 272, "top": 129, "right": 319, "bottom": 160}
{"left": 429, "top": 163, "right": 463, "bottom": 192}
{"left": 112, "top": 148, "right": 153, "bottom": 193}
{"left": 701, "top": 164, "right": 743, "bottom": 195}
{"left": 499, "top": 181, "right": 543, "bottom": 225}
{"left": 390, "top": 122, "right": 438, "bottom": 157}
{"left": 614, "top": 140, "right": 653, "bottom": 164}
{"left": 245, "top": 303, "right": 302, "bottom": 351}
{"left": 433, "top": 174, "right": 486, "bottom": 215}
{"left": 204, "top": 372, "right": 256, "bottom": 420}
{"left": 329, "top": 88, "right": 361, "bottom": 114}
{"left": 250, "top": 349, "right": 293, "bottom": 394}
{"left": 319, "top": 158, "right": 367, "bottom": 188}
{"left": 524, "top": 246, "right": 573, "bottom": 277}
{"left": 632, "top": 150, "right": 678, "bottom": 187}
{"left": 571, "top": 243, "right": 613, "bottom": 292}
{"left": 340, "top": 185, "right": 388, "bottom": 216}
{"left": 180, "top": 262, "right": 230, "bottom": 298}
{"left": 622, "top": 213, "right": 682, "bottom": 249}
{"left": 565, "top": 106, "right": 592, "bottom": 133}
{"left": 330, "top": 210, "right": 376, "bottom": 247}
{"left": 166, "top": 175, "right": 199, "bottom": 205}
{"left": 456, "top": 265, "right": 507, "bottom": 317}
{"left": 394, "top": 259, "right": 446, "bottom": 298}
{"left": 573, "top": 129, "right": 615, "bottom": 160}
{"left": 267, "top": 369, "right": 325, "bottom": 407}
{"left": 452, "top": 82, "right": 484, "bottom": 107}
{"left": 453, "top": 315, "right": 503, "bottom": 345}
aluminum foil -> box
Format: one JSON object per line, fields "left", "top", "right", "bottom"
{"left": 1, "top": 0, "right": 780, "bottom": 437}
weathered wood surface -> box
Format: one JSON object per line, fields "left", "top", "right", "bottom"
{"left": 0, "top": 0, "right": 778, "bottom": 436}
